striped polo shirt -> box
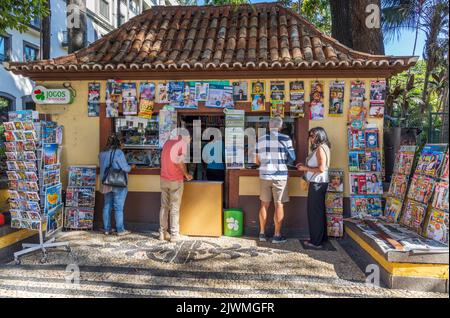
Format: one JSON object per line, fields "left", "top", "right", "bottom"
{"left": 257, "top": 131, "right": 296, "bottom": 180}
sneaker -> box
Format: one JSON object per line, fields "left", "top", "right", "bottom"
{"left": 170, "top": 234, "right": 188, "bottom": 242}
{"left": 159, "top": 231, "right": 171, "bottom": 241}
{"left": 116, "top": 230, "right": 131, "bottom": 236}
{"left": 272, "top": 236, "right": 287, "bottom": 244}
{"left": 104, "top": 231, "right": 111, "bottom": 236}
{"left": 304, "top": 241, "right": 323, "bottom": 249}
{"left": 259, "top": 233, "right": 267, "bottom": 242}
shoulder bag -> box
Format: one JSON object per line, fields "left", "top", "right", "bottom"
{"left": 102, "top": 149, "right": 128, "bottom": 187}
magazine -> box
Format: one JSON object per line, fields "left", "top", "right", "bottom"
{"left": 365, "top": 173, "right": 383, "bottom": 195}
{"left": 350, "top": 196, "right": 383, "bottom": 218}
{"left": 407, "top": 173, "right": 435, "bottom": 204}
{"left": 348, "top": 81, "right": 366, "bottom": 127}
{"left": 348, "top": 128, "right": 365, "bottom": 150}
{"left": 232, "top": 81, "right": 247, "bottom": 101}
{"left": 88, "top": 82, "right": 100, "bottom": 117}
{"left": 122, "top": 82, "right": 138, "bottom": 115}
{"left": 369, "top": 80, "right": 386, "bottom": 118}
{"left": 431, "top": 181, "right": 449, "bottom": 212}
{"left": 441, "top": 150, "right": 449, "bottom": 180}
{"left": 400, "top": 199, "right": 428, "bottom": 233}
{"left": 68, "top": 166, "right": 97, "bottom": 187}
{"left": 365, "top": 128, "right": 379, "bottom": 149}
{"left": 64, "top": 207, "right": 94, "bottom": 229}
{"left": 423, "top": 208, "right": 449, "bottom": 245}
{"left": 348, "top": 151, "right": 365, "bottom": 172}
{"left": 310, "top": 81, "right": 325, "bottom": 120}
{"left": 384, "top": 196, "right": 403, "bottom": 223}
{"left": 270, "top": 81, "right": 286, "bottom": 101}
{"left": 415, "top": 144, "right": 447, "bottom": 177}
{"left": 364, "top": 151, "right": 382, "bottom": 172}
{"left": 66, "top": 187, "right": 96, "bottom": 208}
{"left": 327, "top": 214, "right": 343, "bottom": 237}
{"left": 157, "top": 82, "right": 169, "bottom": 103}
{"left": 205, "top": 84, "right": 233, "bottom": 108}
{"left": 388, "top": 173, "right": 409, "bottom": 199}
{"left": 289, "top": 81, "right": 305, "bottom": 118}
{"left": 325, "top": 192, "right": 343, "bottom": 214}
{"left": 329, "top": 81, "right": 345, "bottom": 116}
{"left": 393, "top": 145, "right": 417, "bottom": 175}
{"left": 349, "top": 173, "right": 367, "bottom": 195}
{"left": 327, "top": 169, "right": 344, "bottom": 192}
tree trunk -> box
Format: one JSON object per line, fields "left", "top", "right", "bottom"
{"left": 329, "top": 0, "right": 353, "bottom": 48}
{"left": 67, "top": 0, "right": 87, "bottom": 53}
{"left": 41, "top": 0, "right": 51, "bottom": 59}
{"left": 349, "top": 0, "right": 385, "bottom": 55}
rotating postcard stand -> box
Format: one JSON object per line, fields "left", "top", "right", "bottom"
{"left": 14, "top": 213, "right": 70, "bottom": 265}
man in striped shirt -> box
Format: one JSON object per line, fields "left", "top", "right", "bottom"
{"left": 256, "top": 116, "right": 296, "bottom": 244}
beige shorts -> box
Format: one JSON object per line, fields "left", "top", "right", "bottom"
{"left": 260, "top": 179, "right": 289, "bottom": 203}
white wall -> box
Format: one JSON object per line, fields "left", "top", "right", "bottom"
{"left": 50, "top": 0, "right": 68, "bottom": 59}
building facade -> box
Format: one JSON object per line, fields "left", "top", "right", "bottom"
{"left": 0, "top": 0, "right": 177, "bottom": 115}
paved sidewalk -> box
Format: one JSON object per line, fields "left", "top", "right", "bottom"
{"left": 0, "top": 231, "right": 447, "bottom": 298}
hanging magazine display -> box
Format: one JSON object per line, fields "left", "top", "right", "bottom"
{"left": 88, "top": 82, "right": 100, "bottom": 117}
{"left": 106, "top": 79, "right": 121, "bottom": 118}
{"left": 251, "top": 81, "right": 265, "bottom": 111}
{"left": 369, "top": 80, "right": 386, "bottom": 118}
{"left": 122, "top": 82, "right": 138, "bottom": 115}
{"left": 289, "top": 81, "right": 305, "bottom": 118}
{"left": 232, "top": 81, "right": 248, "bottom": 102}
{"left": 310, "top": 81, "right": 324, "bottom": 120}
{"left": 329, "top": 81, "right": 345, "bottom": 116}
{"left": 138, "top": 82, "right": 156, "bottom": 119}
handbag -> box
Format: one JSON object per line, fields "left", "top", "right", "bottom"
{"left": 102, "top": 149, "right": 128, "bottom": 187}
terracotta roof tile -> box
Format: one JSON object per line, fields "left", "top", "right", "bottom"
{"left": 6, "top": 3, "right": 418, "bottom": 74}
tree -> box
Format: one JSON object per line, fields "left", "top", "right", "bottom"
{"left": 329, "top": 0, "right": 385, "bottom": 54}
{"left": 382, "top": 0, "right": 449, "bottom": 113}
{"left": 0, "top": 0, "right": 49, "bottom": 34}
{"left": 281, "top": 0, "right": 332, "bottom": 35}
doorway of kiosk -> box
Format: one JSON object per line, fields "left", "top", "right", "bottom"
{"left": 179, "top": 114, "right": 226, "bottom": 182}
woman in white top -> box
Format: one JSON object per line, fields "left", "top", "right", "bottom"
{"left": 296, "top": 127, "right": 331, "bottom": 248}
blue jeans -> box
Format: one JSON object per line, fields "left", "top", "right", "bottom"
{"left": 102, "top": 187, "right": 128, "bottom": 233}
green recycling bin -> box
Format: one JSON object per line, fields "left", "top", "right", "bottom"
{"left": 223, "top": 209, "right": 244, "bottom": 237}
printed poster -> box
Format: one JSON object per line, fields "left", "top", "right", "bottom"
{"left": 369, "top": 80, "right": 386, "bottom": 118}
{"left": 106, "top": 79, "right": 120, "bottom": 118}
{"left": 310, "top": 81, "right": 324, "bottom": 120}
{"left": 329, "top": 81, "right": 345, "bottom": 116}
{"left": 289, "top": 81, "right": 305, "bottom": 118}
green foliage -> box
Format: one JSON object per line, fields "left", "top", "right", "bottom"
{"left": 280, "top": 0, "right": 332, "bottom": 34}
{"left": 0, "top": 0, "right": 49, "bottom": 34}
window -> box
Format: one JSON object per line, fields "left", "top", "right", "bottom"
{"left": 23, "top": 42, "right": 39, "bottom": 62}
{"left": 99, "top": 0, "right": 110, "bottom": 19}
{"left": 119, "top": 13, "right": 126, "bottom": 26}
{"left": 0, "top": 35, "right": 11, "bottom": 62}
{"left": 29, "top": 15, "right": 41, "bottom": 29}
{"left": 129, "top": 0, "right": 139, "bottom": 14}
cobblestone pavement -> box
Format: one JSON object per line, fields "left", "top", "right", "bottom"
{"left": 0, "top": 231, "right": 447, "bottom": 298}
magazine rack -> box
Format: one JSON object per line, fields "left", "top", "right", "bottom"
{"left": 13, "top": 219, "right": 70, "bottom": 265}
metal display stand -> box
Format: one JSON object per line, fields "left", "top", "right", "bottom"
{"left": 14, "top": 221, "right": 71, "bottom": 265}
{"left": 14, "top": 220, "right": 70, "bottom": 265}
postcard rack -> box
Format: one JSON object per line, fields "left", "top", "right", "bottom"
{"left": 4, "top": 111, "right": 70, "bottom": 264}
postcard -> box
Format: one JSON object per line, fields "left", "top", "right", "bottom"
{"left": 46, "top": 204, "right": 64, "bottom": 237}
{"left": 44, "top": 183, "right": 62, "bottom": 212}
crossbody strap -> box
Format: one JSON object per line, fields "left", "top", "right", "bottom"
{"left": 108, "top": 148, "right": 116, "bottom": 170}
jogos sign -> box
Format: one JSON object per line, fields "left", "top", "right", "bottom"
{"left": 32, "top": 86, "right": 73, "bottom": 104}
